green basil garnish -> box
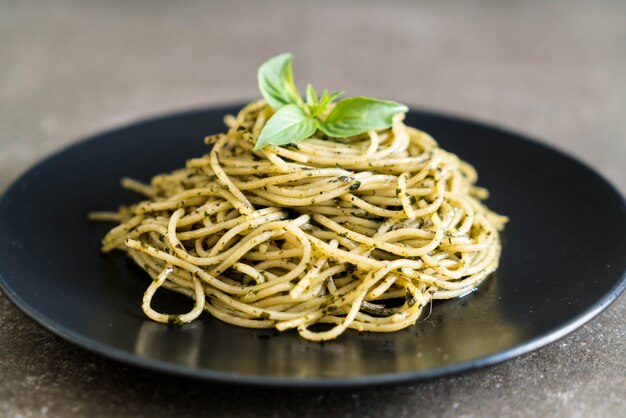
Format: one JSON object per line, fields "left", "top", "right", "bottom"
{"left": 254, "top": 53, "right": 407, "bottom": 150}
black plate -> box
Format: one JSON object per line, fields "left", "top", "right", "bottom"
{"left": 1, "top": 106, "right": 625, "bottom": 387}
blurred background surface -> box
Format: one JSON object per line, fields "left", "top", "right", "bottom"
{"left": 0, "top": 0, "right": 624, "bottom": 417}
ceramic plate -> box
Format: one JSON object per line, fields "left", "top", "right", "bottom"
{"left": 1, "top": 106, "right": 624, "bottom": 387}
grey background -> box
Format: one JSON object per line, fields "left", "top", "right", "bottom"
{"left": 1, "top": 0, "right": 624, "bottom": 417}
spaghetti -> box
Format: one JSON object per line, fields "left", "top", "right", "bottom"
{"left": 91, "top": 100, "right": 507, "bottom": 341}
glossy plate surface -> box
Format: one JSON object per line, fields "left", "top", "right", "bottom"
{"left": 0, "top": 106, "right": 624, "bottom": 387}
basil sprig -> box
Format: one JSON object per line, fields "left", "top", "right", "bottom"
{"left": 255, "top": 53, "right": 408, "bottom": 150}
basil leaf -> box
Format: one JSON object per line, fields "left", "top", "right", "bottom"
{"left": 318, "top": 89, "right": 343, "bottom": 109}
{"left": 308, "top": 88, "right": 343, "bottom": 118}
{"left": 255, "top": 105, "right": 319, "bottom": 150}
{"left": 306, "top": 84, "right": 318, "bottom": 108}
{"left": 319, "top": 97, "right": 408, "bottom": 138}
{"left": 257, "top": 53, "right": 302, "bottom": 109}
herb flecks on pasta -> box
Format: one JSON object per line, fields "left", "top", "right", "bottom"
{"left": 90, "top": 99, "right": 507, "bottom": 341}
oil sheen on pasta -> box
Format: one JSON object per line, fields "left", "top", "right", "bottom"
{"left": 91, "top": 100, "right": 507, "bottom": 341}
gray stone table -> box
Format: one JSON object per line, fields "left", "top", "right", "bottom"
{"left": 1, "top": 1, "right": 624, "bottom": 416}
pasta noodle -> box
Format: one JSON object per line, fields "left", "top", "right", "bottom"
{"left": 91, "top": 100, "right": 507, "bottom": 341}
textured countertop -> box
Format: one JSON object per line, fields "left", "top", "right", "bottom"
{"left": 1, "top": 1, "right": 624, "bottom": 417}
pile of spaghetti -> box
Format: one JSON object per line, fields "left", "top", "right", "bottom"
{"left": 92, "top": 100, "right": 507, "bottom": 341}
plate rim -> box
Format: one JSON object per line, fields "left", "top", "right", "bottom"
{"left": 1, "top": 104, "right": 625, "bottom": 388}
